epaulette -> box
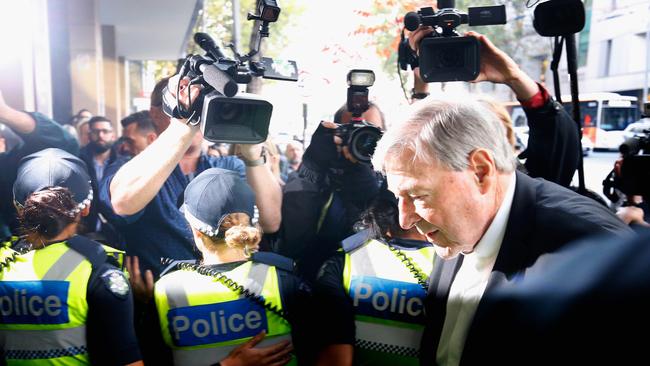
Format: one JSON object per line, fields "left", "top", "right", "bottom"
{"left": 251, "top": 252, "right": 295, "bottom": 272}
{"left": 66, "top": 235, "right": 108, "bottom": 269}
{"left": 341, "top": 229, "right": 372, "bottom": 253}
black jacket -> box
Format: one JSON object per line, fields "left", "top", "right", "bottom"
{"left": 461, "top": 228, "right": 650, "bottom": 365}
{"left": 79, "top": 144, "right": 118, "bottom": 235}
{"left": 521, "top": 97, "right": 580, "bottom": 187}
{"left": 420, "top": 171, "right": 632, "bottom": 365}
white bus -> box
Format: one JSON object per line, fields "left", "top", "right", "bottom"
{"left": 506, "top": 92, "right": 640, "bottom": 150}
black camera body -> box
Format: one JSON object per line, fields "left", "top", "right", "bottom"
{"left": 604, "top": 116, "right": 650, "bottom": 200}
{"left": 337, "top": 121, "right": 382, "bottom": 164}
{"left": 403, "top": 1, "right": 506, "bottom": 82}
{"left": 617, "top": 130, "right": 650, "bottom": 197}
{"left": 335, "top": 70, "right": 383, "bottom": 163}
{"left": 200, "top": 92, "right": 273, "bottom": 144}
{"left": 162, "top": 0, "right": 297, "bottom": 144}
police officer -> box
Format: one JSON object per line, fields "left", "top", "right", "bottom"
{"left": 150, "top": 168, "right": 312, "bottom": 366}
{"left": 0, "top": 148, "right": 142, "bottom": 365}
{"left": 313, "top": 194, "right": 435, "bottom": 366}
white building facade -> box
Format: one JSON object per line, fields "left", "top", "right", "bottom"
{"left": 566, "top": 0, "right": 650, "bottom": 103}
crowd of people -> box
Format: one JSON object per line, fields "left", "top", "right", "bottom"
{"left": 1, "top": 26, "right": 649, "bottom": 366}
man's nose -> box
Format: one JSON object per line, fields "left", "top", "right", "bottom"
{"left": 398, "top": 198, "right": 419, "bottom": 230}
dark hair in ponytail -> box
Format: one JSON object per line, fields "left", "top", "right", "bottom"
{"left": 359, "top": 196, "right": 407, "bottom": 241}
{"left": 18, "top": 187, "right": 79, "bottom": 240}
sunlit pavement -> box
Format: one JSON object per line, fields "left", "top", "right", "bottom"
{"left": 575, "top": 151, "right": 619, "bottom": 204}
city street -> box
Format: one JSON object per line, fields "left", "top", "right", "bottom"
{"left": 576, "top": 151, "right": 619, "bottom": 203}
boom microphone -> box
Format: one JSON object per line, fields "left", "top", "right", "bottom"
{"left": 194, "top": 32, "right": 226, "bottom": 60}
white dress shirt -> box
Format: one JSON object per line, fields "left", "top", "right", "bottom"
{"left": 436, "top": 173, "right": 517, "bottom": 366}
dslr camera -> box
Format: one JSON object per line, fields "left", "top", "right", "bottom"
{"left": 162, "top": 0, "right": 298, "bottom": 144}
{"left": 603, "top": 102, "right": 650, "bottom": 199}
{"left": 336, "top": 70, "right": 383, "bottom": 163}
{"left": 403, "top": 0, "right": 506, "bottom": 82}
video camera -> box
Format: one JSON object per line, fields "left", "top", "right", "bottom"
{"left": 603, "top": 102, "right": 650, "bottom": 200}
{"left": 162, "top": 0, "right": 298, "bottom": 144}
{"left": 335, "top": 70, "right": 383, "bottom": 163}
{"left": 402, "top": 0, "right": 506, "bottom": 82}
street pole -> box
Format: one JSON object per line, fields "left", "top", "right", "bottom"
{"left": 232, "top": 0, "right": 241, "bottom": 52}
{"left": 639, "top": 9, "right": 650, "bottom": 105}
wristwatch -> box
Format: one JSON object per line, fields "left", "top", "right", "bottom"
{"left": 411, "top": 89, "right": 430, "bottom": 100}
{"left": 242, "top": 151, "right": 267, "bottom": 167}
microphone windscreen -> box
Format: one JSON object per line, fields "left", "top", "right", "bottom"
{"left": 404, "top": 12, "right": 421, "bottom": 31}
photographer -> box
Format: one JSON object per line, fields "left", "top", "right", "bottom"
{"left": 0, "top": 89, "right": 79, "bottom": 238}
{"left": 100, "top": 75, "right": 282, "bottom": 279}
{"left": 408, "top": 30, "right": 580, "bottom": 187}
{"left": 277, "top": 99, "right": 384, "bottom": 280}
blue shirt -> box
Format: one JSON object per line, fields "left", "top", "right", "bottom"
{"left": 0, "top": 112, "right": 79, "bottom": 237}
{"left": 98, "top": 154, "right": 245, "bottom": 277}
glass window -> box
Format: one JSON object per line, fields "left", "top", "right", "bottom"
{"left": 562, "top": 101, "right": 598, "bottom": 127}
{"left": 600, "top": 107, "right": 639, "bottom": 131}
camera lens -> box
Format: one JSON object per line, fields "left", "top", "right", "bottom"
{"left": 349, "top": 126, "right": 382, "bottom": 162}
{"left": 218, "top": 102, "right": 243, "bottom": 122}
{"left": 437, "top": 45, "right": 463, "bottom": 67}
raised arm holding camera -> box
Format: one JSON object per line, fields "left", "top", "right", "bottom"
{"left": 277, "top": 70, "right": 384, "bottom": 281}
{"left": 0, "top": 89, "right": 79, "bottom": 238}
{"left": 102, "top": 74, "right": 281, "bottom": 279}
{"left": 406, "top": 10, "right": 580, "bottom": 187}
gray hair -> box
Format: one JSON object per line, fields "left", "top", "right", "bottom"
{"left": 372, "top": 96, "right": 517, "bottom": 173}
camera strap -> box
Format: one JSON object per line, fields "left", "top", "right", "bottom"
{"left": 550, "top": 37, "right": 564, "bottom": 103}
{"left": 161, "top": 85, "right": 200, "bottom": 126}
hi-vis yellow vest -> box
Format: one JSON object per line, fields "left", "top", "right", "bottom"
{"left": 0, "top": 241, "right": 93, "bottom": 365}
{"left": 155, "top": 260, "right": 294, "bottom": 366}
{"left": 342, "top": 235, "right": 435, "bottom": 366}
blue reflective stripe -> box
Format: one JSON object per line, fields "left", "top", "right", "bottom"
{"left": 350, "top": 276, "right": 426, "bottom": 324}
{"left": 168, "top": 298, "right": 268, "bottom": 347}
{"left": 5, "top": 345, "right": 87, "bottom": 359}
{"left": 0, "top": 281, "right": 70, "bottom": 324}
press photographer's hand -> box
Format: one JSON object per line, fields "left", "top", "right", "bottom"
{"left": 407, "top": 25, "right": 434, "bottom": 55}
{"left": 466, "top": 31, "right": 538, "bottom": 100}
{"left": 166, "top": 74, "right": 203, "bottom": 122}
{"left": 302, "top": 121, "right": 358, "bottom": 172}
{"left": 237, "top": 143, "right": 265, "bottom": 163}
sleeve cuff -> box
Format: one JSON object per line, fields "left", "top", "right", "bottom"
{"left": 518, "top": 83, "right": 550, "bottom": 110}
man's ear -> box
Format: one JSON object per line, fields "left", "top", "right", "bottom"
{"left": 80, "top": 205, "right": 91, "bottom": 217}
{"left": 468, "top": 148, "right": 496, "bottom": 193}
{"left": 146, "top": 132, "right": 157, "bottom": 144}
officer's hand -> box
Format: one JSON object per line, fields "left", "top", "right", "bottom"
{"left": 125, "top": 256, "right": 154, "bottom": 303}
{"left": 220, "top": 331, "right": 293, "bottom": 366}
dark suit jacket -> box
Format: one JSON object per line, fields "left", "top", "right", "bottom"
{"left": 420, "top": 171, "right": 632, "bottom": 365}
{"left": 462, "top": 229, "right": 650, "bottom": 365}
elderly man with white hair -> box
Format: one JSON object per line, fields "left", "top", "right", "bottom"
{"left": 371, "top": 96, "right": 632, "bottom": 366}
